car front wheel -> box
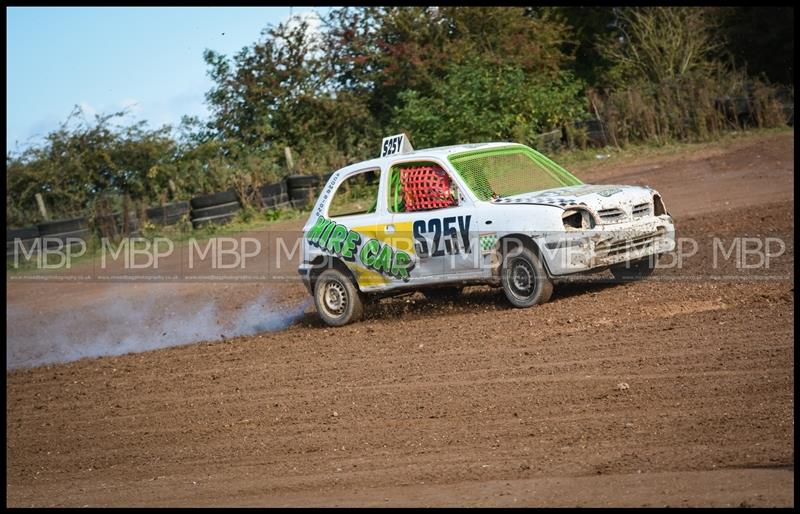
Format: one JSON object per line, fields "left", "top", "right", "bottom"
{"left": 500, "top": 246, "right": 553, "bottom": 308}
{"left": 314, "top": 268, "right": 365, "bottom": 326}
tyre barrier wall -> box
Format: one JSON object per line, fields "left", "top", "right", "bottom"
{"left": 286, "top": 174, "right": 321, "bottom": 209}
{"left": 189, "top": 190, "right": 242, "bottom": 229}
{"left": 259, "top": 180, "right": 291, "bottom": 209}
{"left": 6, "top": 226, "right": 40, "bottom": 260}
{"left": 7, "top": 213, "right": 141, "bottom": 261}
{"left": 38, "top": 217, "right": 92, "bottom": 250}
{"left": 9, "top": 178, "right": 327, "bottom": 258}
{"left": 145, "top": 201, "right": 190, "bottom": 225}
{"left": 574, "top": 118, "right": 607, "bottom": 147}
{"left": 6, "top": 217, "right": 92, "bottom": 261}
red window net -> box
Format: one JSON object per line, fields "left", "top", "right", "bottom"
{"left": 399, "top": 165, "right": 455, "bottom": 212}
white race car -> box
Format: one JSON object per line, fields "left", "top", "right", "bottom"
{"left": 299, "top": 134, "right": 676, "bottom": 326}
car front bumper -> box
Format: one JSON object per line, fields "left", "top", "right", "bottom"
{"left": 541, "top": 214, "right": 677, "bottom": 275}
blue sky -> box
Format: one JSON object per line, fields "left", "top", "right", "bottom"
{"left": 6, "top": 6, "right": 329, "bottom": 152}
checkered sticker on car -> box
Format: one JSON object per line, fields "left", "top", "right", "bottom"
{"left": 479, "top": 233, "right": 498, "bottom": 253}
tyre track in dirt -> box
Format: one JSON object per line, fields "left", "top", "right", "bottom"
{"left": 6, "top": 131, "right": 794, "bottom": 506}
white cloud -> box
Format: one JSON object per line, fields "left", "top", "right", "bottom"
{"left": 286, "top": 10, "right": 322, "bottom": 38}
{"left": 281, "top": 10, "right": 324, "bottom": 59}
{"left": 78, "top": 101, "right": 98, "bottom": 118}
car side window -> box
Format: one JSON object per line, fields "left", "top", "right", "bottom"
{"left": 327, "top": 169, "right": 381, "bottom": 218}
{"left": 387, "top": 161, "right": 463, "bottom": 213}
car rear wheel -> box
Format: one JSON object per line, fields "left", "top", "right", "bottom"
{"left": 610, "top": 257, "right": 656, "bottom": 282}
{"left": 500, "top": 246, "right": 553, "bottom": 308}
{"left": 314, "top": 268, "right": 364, "bottom": 326}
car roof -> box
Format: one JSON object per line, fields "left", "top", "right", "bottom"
{"left": 334, "top": 141, "right": 524, "bottom": 174}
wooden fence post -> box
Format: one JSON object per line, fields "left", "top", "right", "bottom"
{"left": 35, "top": 193, "right": 49, "bottom": 220}
{"left": 284, "top": 146, "right": 295, "bottom": 172}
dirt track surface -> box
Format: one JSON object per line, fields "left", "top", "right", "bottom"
{"left": 6, "top": 131, "right": 794, "bottom": 506}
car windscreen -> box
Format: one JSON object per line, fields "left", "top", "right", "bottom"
{"left": 448, "top": 146, "right": 583, "bottom": 201}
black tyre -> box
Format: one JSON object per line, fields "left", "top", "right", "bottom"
{"left": 610, "top": 257, "right": 656, "bottom": 282}
{"left": 322, "top": 171, "right": 336, "bottom": 184}
{"left": 313, "top": 268, "right": 364, "bottom": 327}
{"left": 7, "top": 239, "right": 39, "bottom": 261}
{"left": 262, "top": 194, "right": 290, "bottom": 209}
{"left": 41, "top": 228, "right": 91, "bottom": 248}
{"left": 289, "top": 187, "right": 315, "bottom": 209}
{"left": 190, "top": 201, "right": 241, "bottom": 220}
{"left": 7, "top": 226, "right": 40, "bottom": 241}
{"left": 289, "top": 187, "right": 312, "bottom": 200}
{"left": 147, "top": 211, "right": 189, "bottom": 225}
{"left": 258, "top": 181, "right": 287, "bottom": 198}
{"left": 422, "top": 286, "right": 463, "bottom": 301}
{"left": 145, "top": 212, "right": 166, "bottom": 224}
{"left": 190, "top": 190, "right": 239, "bottom": 210}
{"left": 38, "top": 217, "right": 88, "bottom": 236}
{"left": 146, "top": 201, "right": 190, "bottom": 220}
{"left": 286, "top": 174, "right": 320, "bottom": 189}
{"left": 7, "top": 237, "right": 39, "bottom": 254}
{"left": 163, "top": 212, "right": 190, "bottom": 225}
{"left": 500, "top": 245, "right": 553, "bottom": 308}
{"left": 191, "top": 212, "right": 237, "bottom": 229}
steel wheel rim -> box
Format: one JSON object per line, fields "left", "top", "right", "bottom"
{"left": 321, "top": 279, "right": 348, "bottom": 317}
{"left": 508, "top": 258, "right": 536, "bottom": 300}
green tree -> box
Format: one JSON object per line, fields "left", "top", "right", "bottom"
{"left": 204, "top": 14, "right": 377, "bottom": 172}
{"left": 6, "top": 107, "right": 178, "bottom": 224}
{"left": 597, "top": 7, "right": 724, "bottom": 86}
{"left": 393, "top": 58, "right": 586, "bottom": 148}
{"left": 552, "top": 7, "right": 618, "bottom": 85}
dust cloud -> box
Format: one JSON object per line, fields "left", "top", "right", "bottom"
{"left": 6, "top": 285, "right": 311, "bottom": 370}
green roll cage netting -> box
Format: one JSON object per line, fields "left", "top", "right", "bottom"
{"left": 447, "top": 146, "right": 583, "bottom": 201}
{"left": 390, "top": 164, "right": 404, "bottom": 213}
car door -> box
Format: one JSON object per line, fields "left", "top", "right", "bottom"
{"left": 386, "top": 158, "right": 483, "bottom": 284}
{"left": 319, "top": 167, "right": 401, "bottom": 290}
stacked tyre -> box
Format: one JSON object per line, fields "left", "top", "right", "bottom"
{"left": 259, "top": 180, "right": 290, "bottom": 209}
{"left": 286, "top": 175, "right": 320, "bottom": 209}
{"left": 716, "top": 96, "right": 752, "bottom": 126}
{"left": 146, "top": 201, "right": 190, "bottom": 226}
{"left": 38, "top": 217, "right": 91, "bottom": 250}
{"left": 577, "top": 118, "right": 607, "bottom": 147}
{"left": 190, "top": 190, "right": 241, "bottom": 229}
{"left": 7, "top": 226, "right": 40, "bottom": 261}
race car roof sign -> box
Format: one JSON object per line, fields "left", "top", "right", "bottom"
{"left": 381, "top": 133, "right": 414, "bottom": 158}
